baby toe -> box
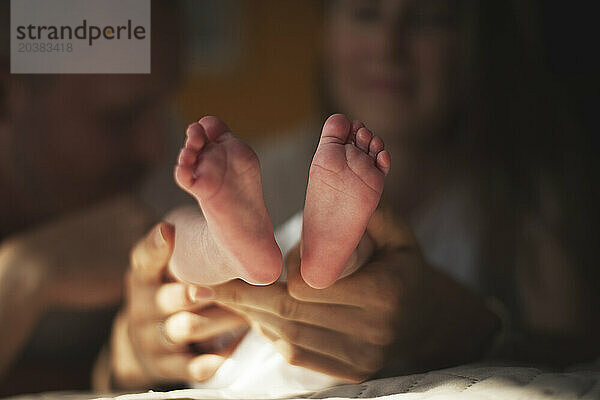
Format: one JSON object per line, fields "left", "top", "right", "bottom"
{"left": 369, "top": 136, "right": 384, "bottom": 158}
{"left": 178, "top": 147, "right": 197, "bottom": 166}
{"left": 199, "top": 116, "right": 231, "bottom": 142}
{"left": 356, "top": 127, "right": 372, "bottom": 153}
{"left": 349, "top": 120, "right": 365, "bottom": 144}
{"left": 322, "top": 114, "right": 352, "bottom": 143}
{"left": 376, "top": 150, "right": 391, "bottom": 175}
{"left": 185, "top": 126, "right": 207, "bottom": 151}
{"left": 174, "top": 164, "right": 195, "bottom": 189}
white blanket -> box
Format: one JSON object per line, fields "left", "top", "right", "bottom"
{"left": 104, "top": 360, "right": 600, "bottom": 400}
{"left": 7, "top": 361, "right": 600, "bottom": 399}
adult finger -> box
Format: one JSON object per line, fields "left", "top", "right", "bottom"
{"left": 287, "top": 247, "right": 405, "bottom": 312}
{"left": 128, "top": 279, "right": 215, "bottom": 323}
{"left": 164, "top": 307, "right": 248, "bottom": 345}
{"left": 287, "top": 207, "right": 419, "bottom": 307}
{"left": 130, "top": 223, "right": 174, "bottom": 284}
{"left": 238, "top": 306, "right": 387, "bottom": 369}
{"left": 135, "top": 306, "right": 247, "bottom": 354}
{"left": 136, "top": 320, "right": 189, "bottom": 354}
{"left": 156, "top": 283, "right": 214, "bottom": 317}
{"left": 129, "top": 281, "right": 186, "bottom": 322}
{"left": 270, "top": 338, "right": 371, "bottom": 383}
{"left": 212, "top": 283, "right": 394, "bottom": 346}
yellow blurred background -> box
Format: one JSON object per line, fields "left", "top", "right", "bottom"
{"left": 174, "top": 0, "right": 322, "bottom": 139}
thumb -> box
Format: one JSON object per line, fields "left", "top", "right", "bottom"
{"left": 130, "top": 222, "right": 174, "bottom": 283}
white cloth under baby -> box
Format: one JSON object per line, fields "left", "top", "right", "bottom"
{"left": 192, "top": 212, "right": 343, "bottom": 397}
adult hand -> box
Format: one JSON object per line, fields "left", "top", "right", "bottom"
{"left": 107, "top": 222, "right": 248, "bottom": 390}
{"left": 209, "top": 242, "right": 400, "bottom": 383}
{"left": 208, "top": 209, "right": 500, "bottom": 381}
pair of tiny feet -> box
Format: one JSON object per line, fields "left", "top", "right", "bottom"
{"left": 174, "top": 114, "right": 391, "bottom": 289}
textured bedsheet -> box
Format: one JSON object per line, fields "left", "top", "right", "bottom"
{"left": 5, "top": 361, "right": 600, "bottom": 400}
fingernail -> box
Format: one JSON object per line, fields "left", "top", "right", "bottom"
{"left": 154, "top": 225, "right": 166, "bottom": 248}
{"left": 190, "top": 286, "right": 214, "bottom": 301}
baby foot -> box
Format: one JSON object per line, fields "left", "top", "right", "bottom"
{"left": 174, "top": 116, "right": 282, "bottom": 285}
{"left": 301, "top": 114, "right": 391, "bottom": 289}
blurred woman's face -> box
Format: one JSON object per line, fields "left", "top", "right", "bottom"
{"left": 325, "top": 0, "right": 458, "bottom": 144}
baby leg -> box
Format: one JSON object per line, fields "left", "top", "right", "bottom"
{"left": 169, "top": 117, "right": 282, "bottom": 286}
{"left": 301, "top": 114, "right": 390, "bottom": 288}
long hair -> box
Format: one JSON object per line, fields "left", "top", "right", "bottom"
{"left": 455, "top": 0, "right": 599, "bottom": 318}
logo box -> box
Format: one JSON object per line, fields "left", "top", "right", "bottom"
{"left": 11, "top": 0, "right": 151, "bottom": 74}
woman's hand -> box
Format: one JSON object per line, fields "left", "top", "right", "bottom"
{"left": 209, "top": 243, "right": 402, "bottom": 383}
{"left": 209, "top": 210, "right": 500, "bottom": 381}
{"left": 107, "top": 223, "right": 248, "bottom": 390}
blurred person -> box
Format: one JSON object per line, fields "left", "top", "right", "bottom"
{"left": 102, "top": 0, "right": 599, "bottom": 392}
{"left": 0, "top": 1, "right": 181, "bottom": 395}
{"left": 258, "top": 0, "right": 599, "bottom": 366}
